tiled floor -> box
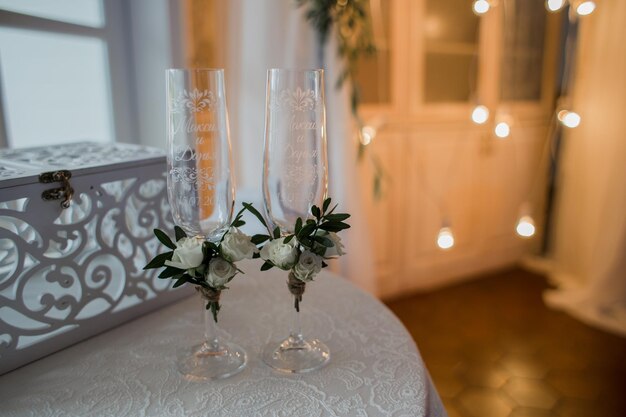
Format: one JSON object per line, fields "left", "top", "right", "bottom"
{"left": 386, "top": 267, "right": 626, "bottom": 417}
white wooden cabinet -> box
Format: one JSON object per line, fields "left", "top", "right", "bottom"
{"left": 357, "top": 0, "right": 560, "bottom": 297}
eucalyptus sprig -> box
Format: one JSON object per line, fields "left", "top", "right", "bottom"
{"left": 143, "top": 203, "right": 257, "bottom": 322}
{"left": 297, "top": 0, "right": 385, "bottom": 198}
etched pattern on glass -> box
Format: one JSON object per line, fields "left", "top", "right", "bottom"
{"left": 168, "top": 167, "right": 215, "bottom": 189}
{"left": 271, "top": 87, "right": 320, "bottom": 112}
{"left": 170, "top": 88, "right": 217, "bottom": 113}
{"left": 263, "top": 70, "right": 327, "bottom": 233}
{"left": 166, "top": 69, "right": 234, "bottom": 240}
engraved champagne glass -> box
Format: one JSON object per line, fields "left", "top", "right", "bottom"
{"left": 261, "top": 68, "right": 329, "bottom": 373}
{"left": 166, "top": 68, "right": 246, "bottom": 380}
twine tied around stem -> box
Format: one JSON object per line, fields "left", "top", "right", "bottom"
{"left": 196, "top": 286, "right": 222, "bottom": 322}
{"left": 287, "top": 272, "right": 306, "bottom": 312}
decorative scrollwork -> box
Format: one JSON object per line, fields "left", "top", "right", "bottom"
{"left": 0, "top": 154, "right": 186, "bottom": 374}
{"left": 168, "top": 167, "right": 214, "bottom": 189}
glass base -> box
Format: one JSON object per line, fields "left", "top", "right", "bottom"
{"left": 262, "top": 335, "right": 330, "bottom": 374}
{"left": 177, "top": 341, "right": 247, "bottom": 381}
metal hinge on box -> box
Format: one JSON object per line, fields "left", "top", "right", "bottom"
{"left": 39, "top": 169, "right": 74, "bottom": 208}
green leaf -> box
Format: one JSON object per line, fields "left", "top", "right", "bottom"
{"left": 252, "top": 252, "right": 261, "bottom": 259}
{"left": 242, "top": 202, "right": 271, "bottom": 234}
{"left": 322, "top": 197, "right": 331, "bottom": 213}
{"left": 283, "top": 234, "right": 294, "bottom": 244}
{"left": 172, "top": 276, "right": 187, "bottom": 288}
{"left": 311, "top": 205, "right": 321, "bottom": 219}
{"left": 313, "top": 235, "right": 334, "bottom": 247}
{"left": 260, "top": 261, "right": 274, "bottom": 271}
{"left": 230, "top": 205, "right": 247, "bottom": 228}
{"left": 174, "top": 226, "right": 187, "bottom": 241}
{"left": 251, "top": 234, "right": 270, "bottom": 244}
{"left": 319, "top": 222, "right": 351, "bottom": 232}
{"left": 159, "top": 266, "right": 185, "bottom": 278}
{"left": 143, "top": 251, "right": 174, "bottom": 270}
{"left": 324, "top": 213, "right": 350, "bottom": 222}
{"left": 326, "top": 203, "right": 338, "bottom": 216}
{"left": 205, "top": 241, "right": 219, "bottom": 252}
{"left": 299, "top": 236, "right": 313, "bottom": 248}
{"left": 154, "top": 229, "right": 176, "bottom": 249}
{"left": 298, "top": 223, "right": 316, "bottom": 239}
{"left": 295, "top": 217, "right": 303, "bottom": 234}
{"left": 232, "top": 219, "right": 245, "bottom": 228}
{"left": 273, "top": 226, "right": 281, "bottom": 239}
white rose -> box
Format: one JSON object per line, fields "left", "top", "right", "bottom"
{"left": 164, "top": 236, "right": 204, "bottom": 270}
{"left": 317, "top": 231, "right": 346, "bottom": 257}
{"left": 260, "top": 237, "right": 297, "bottom": 270}
{"left": 293, "top": 250, "right": 323, "bottom": 282}
{"left": 221, "top": 227, "right": 258, "bottom": 262}
{"left": 205, "top": 257, "right": 237, "bottom": 288}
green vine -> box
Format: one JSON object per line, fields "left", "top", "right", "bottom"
{"left": 297, "top": 0, "right": 385, "bottom": 198}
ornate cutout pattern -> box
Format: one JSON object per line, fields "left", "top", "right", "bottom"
{"left": 0, "top": 159, "right": 187, "bottom": 374}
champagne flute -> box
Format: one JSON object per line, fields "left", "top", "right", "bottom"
{"left": 166, "top": 68, "right": 245, "bottom": 380}
{"left": 261, "top": 68, "right": 329, "bottom": 373}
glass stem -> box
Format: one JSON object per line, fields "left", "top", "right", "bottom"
{"left": 289, "top": 295, "right": 304, "bottom": 343}
{"left": 204, "top": 305, "right": 220, "bottom": 351}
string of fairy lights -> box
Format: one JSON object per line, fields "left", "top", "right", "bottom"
{"left": 433, "top": 0, "right": 597, "bottom": 250}
{"left": 360, "top": 0, "right": 596, "bottom": 251}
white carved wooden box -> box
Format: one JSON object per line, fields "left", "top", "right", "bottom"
{"left": 0, "top": 142, "right": 191, "bottom": 375}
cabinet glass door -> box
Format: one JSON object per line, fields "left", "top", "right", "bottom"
{"left": 423, "top": 0, "right": 480, "bottom": 103}
{"left": 500, "top": 0, "right": 547, "bottom": 101}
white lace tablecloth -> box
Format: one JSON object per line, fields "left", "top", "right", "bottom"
{"left": 0, "top": 260, "right": 446, "bottom": 417}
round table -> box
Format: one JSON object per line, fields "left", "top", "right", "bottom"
{"left": 0, "top": 260, "right": 446, "bottom": 417}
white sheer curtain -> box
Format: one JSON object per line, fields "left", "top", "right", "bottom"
{"left": 544, "top": 0, "right": 626, "bottom": 336}
{"left": 224, "top": 0, "right": 376, "bottom": 293}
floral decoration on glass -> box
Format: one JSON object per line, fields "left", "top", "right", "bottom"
{"left": 245, "top": 198, "right": 349, "bottom": 373}
{"left": 144, "top": 205, "right": 257, "bottom": 322}
{"left": 245, "top": 198, "right": 349, "bottom": 312}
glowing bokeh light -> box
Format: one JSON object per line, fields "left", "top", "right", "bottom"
{"left": 516, "top": 216, "right": 536, "bottom": 238}
{"left": 546, "top": 0, "right": 566, "bottom": 12}
{"left": 561, "top": 111, "right": 581, "bottom": 128}
{"left": 495, "top": 122, "right": 511, "bottom": 138}
{"left": 576, "top": 1, "right": 596, "bottom": 15}
{"left": 361, "top": 125, "right": 376, "bottom": 146}
{"left": 473, "top": 0, "right": 490, "bottom": 15}
{"left": 471, "top": 105, "right": 489, "bottom": 124}
{"left": 437, "top": 227, "right": 455, "bottom": 249}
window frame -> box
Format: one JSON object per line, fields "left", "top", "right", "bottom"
{"left": 0, "top": 0, "right": 185, "bottom": 149}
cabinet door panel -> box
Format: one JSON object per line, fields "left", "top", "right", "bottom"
{"left": 403, "top": 131, "right": 481, "bottom": 264}
{"left": 500, "top": 0, "right": 548, "bottom": 101}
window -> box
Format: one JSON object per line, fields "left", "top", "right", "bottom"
{"left": 0, "top": 0, "right": 181, "bottom": 150}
